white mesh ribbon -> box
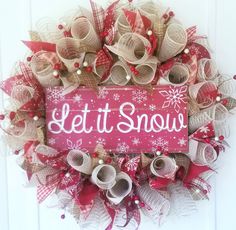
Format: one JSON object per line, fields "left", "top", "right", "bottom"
{"left": 189, "top": 81, "right": 217, "bottom": 109}
{"left": 10, "top": 85, "right": 34, "bottom": 109}
{"left": 115, "top": 11, "right": 132, "bottom": 38}
{"left": 159, "top": 62, "right": 189, "bottom": 86}
{"left": 150, "top": 156, "right": 178, "bottom": 179}
{"left": 35, "top": 18, "right": 64, "bottom": 43}
{"left": 138, "top": 1, "right": 161, "bottom": 22}
{"left": 91, "top": 164, "right": 116, "bottom": 190}
{"left": 189, "top": 103, "right": 228, "bottom": 133}
{"left": 106, "top": 33, "right": 151, "bottom": 65}
{"left": 110, "top": 60, "right": 132, "bottom": 86}
{"left": 56, "top": 37, "right": 86, "bottom": 72}
{"left": 36, "top": 144, "right": 59, "bottom": 158}
{"left": 138, "top": 184, "right": 170, "bottom": 224}
{"left": 218, "top": 77, "right": 236, "bottom": 98}
{"left": 188, "top": 139, "right": 217, "bottom": 166}
{"left": 133, "top": 57, "right": 159, "bottom": 85}
{"left": 158, "top": 23, "right": 187, "bottom": 62}
{"left": 106, "top": 172, "right": 132, "bottom": 205}
{"left": 67, "top": 149, "right": 93, "bottom": 175}
{"left": 168, "top": 182, "right": 197, "bottom": 216}
{"left": 197, "top": 58, "right": 218, "bottom": 82}
{"left": 61, "top": 76, "right": 79, "bottom": 95}
{"left": 8, "top": 120, "right": 38, "bottom": 141}
{"left": 71, "top": 17, "right": 101, "bottom": 51}
{"left": 30, "top": 51, "right": 61, "bottom": 87}
{"left": 79, "top": 198, "right": 111, "bottom": 230}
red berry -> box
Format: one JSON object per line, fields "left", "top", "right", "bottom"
{"left": 74, "top": 62, "right": 80, "bottom": 68}
{"left": 157, "top": 146, "right": 162, "bottom": 151}
{"left": 0, "top": 114, "right": 5, "bottom": 120}
{"left": 163, "top": 13, "right": 168, "bottom": 19}
{"left": 14, "top": 150, "right": 20, "bottom": 155}
{"left": 9, "top": 111, "right": 16, "bottom": 120}
{"left": 221, "top": 98, "right": 228, "bottom": 106}
{"left": 63, "top": 31, "right": 71, "bottom": 37}
{"left": 92, "top": 152, "right": 98, "bottom": 158}
{"left": 203, "top": 189, "right": 208, "bottom": 195}
{"left": 105, "top": 157, "right": 112, "bottom": 164}
{"left": 169, "top": 11, "right": 175, "bottom": 17}
{"left": 130, "top": 66, "right": 136, "bottom": 72}
{"left": 27, "top": 56, "right": 32, "bottom": 62}
{"left": 163, "top": 151, "right": 169, "bottom": 156}
{"left": 58, "top": 24, "right": 64, "bottom": 30}
{"left": 219, "top": 135, "right": 224, "bottom": 141}
{"left": 132, "top": 195, "right": 139, "bottom": 201}
{"left": 61, "top": 214, "right": 65, "bottom": 219}
{"left": 233, "top": 75, "right": 236, "bottom": 80}
{"left": 54, "top": 63, "right": 61, "bottom": 70}
{"left": 134, "top": 70, "right": 139, "bottom": 76}
{"left": 86, "top": 66, "right": 93, "bottom": 73}
{"left": 140, "top": 202, "right": 145, "bottom": 207}
{"left": 28, "top": 112, "right": 35, "bottom": 118}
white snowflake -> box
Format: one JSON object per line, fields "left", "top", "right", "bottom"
{"left": 73, "top": 94, "right": 82, "bottom": 103}
{"left": 48, "top": 138, "right": 56, "bottom": 145}
{"left": 151, "top": 137, "right": 169, "bottom": 151}
{"left": 160, "top": 86, "right": 187, "bottom": 112}
{"left": 125, "top": 157, "right": 139, "bottom": 171}
{"left": 132, "top": 89, "right": 147, "bottom": 104}
{"left": 116, "top": 142, "right": 130, "bottom": 153}
{"left": 47, "top": 88, "right": 65, "bottom": 104}
{"left": 132, "top": 137, "right": 140, "bottom": 146}
{"left": 98, "top": 87, "right": 109, "bottom": 99}
{"left": 67, "top": 139, "right": 82, "bottom": 150}
{"left": 178, "top": 138, "right": 187, "bottom": 147}
{"left": 199, "top": 126, "right": 210, "bottom": 134}
{"left": 96, "top": 137, "right": 106, "bottom": 145}
{"left": 149, "top": 104, "right": 156, "bottom": 111}
{"left": 113, "top": 93, "right": 120, "bottom": 101}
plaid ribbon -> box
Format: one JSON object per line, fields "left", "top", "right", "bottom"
{"left": 186, "top": 26, "right": 197, "bottom": 41}
{"left": 22, "top": 40, "right": 56, "bottom": 53}
{"left": 90, "top": 0, "right": 105, "bottom": 35}
{"left": 37, "top": 180, "right": 58, "bottom": 203}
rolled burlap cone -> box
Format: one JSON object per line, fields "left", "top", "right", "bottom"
{"left": 56, "top": 37, "right": 85, "bottom": 72}
{"left": 106, "top": 33, "right": 151, "bottom": 65}
{"left": 132, "top": 56, "right": 159, "bottom": 85}
{"left": 71, "top": 17, "right": 101, "bottom": 51}
{"left": 115, "top": 12, "right": 132, "bottom": 38}
{"left": 10, "top": 85, "right": 34, "bottom": 109}
{"left": 166, "top": 63, "right": 189, "bottom": 85}
{"left": 195, "top": 142, "right": 217, "bottom": 165}
{"left": 67, "top": 149, "right": 93, "bottom": 175}
{"left": 110, "top": 60, "right": 132, "bottom": 86}
{"left": 189, "top": 81, "right": 217, "bottom": 109}
{"left": 150, "top": 156, "right": 178, "bottom": 179}
{"left": 189, "top": 103, "right": 228, "bottom": 133}
{"left": 158, "top": 23, "right": 187, "bottom": 62}
{"left": 91, "top": 164, "right": 117, "bottom": 190}
{"left": 31, "top": 51, "right": 61, "bottom": 87}
{"left": 197, "top": 58, "right": 218, "bottom": 82}
{"left": 106, "top": 172, "right": 132, "bottom": 205}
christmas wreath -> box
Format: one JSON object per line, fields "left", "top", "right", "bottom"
{"left": 0, "top": 0, "right": 236, "bottom": 229}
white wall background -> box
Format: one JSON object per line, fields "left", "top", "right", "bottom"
{"left": 0, "top": 0, "right": 236, "bottom": 230}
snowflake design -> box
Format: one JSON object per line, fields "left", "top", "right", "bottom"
{"left": 98, "top": 87, "right": 109, "bottom": 99}
{"left": 178, "top": 138, "right": 187, "bottom": 147}
{"left": 113, "top": 93, "right": 120, "bottom": 101}
{"left": 47, "top": 88, "right": 65, "bottom": 104}
{"left": 132, "top": 89, "right": 147, "bottom": 104}
{"left": 13, "top": 78, "right": 24, "bottom": 86}
{"left": 67, "top": 139, "right": 82, "bottom": 150}
{"left": 199, "top": 126, "right": 210, "bottom": 134}
{"left": 149, "top": 104, "right": 156, "bottom": 111}
{"left": 96, "top": 137, "right": 106, "bottom": 145}
{"left": 132, "top": 137, "right": 140, "bottom": 146}
{"left": 151, "top": 137, "right": 169, "bottom": 151}
{"left": 73, "top": 94, "right": 82, "bottom": 103}
{"left": 116, "top": 142, "right": 130, "bottom": 153}
{"left": 125, "top": 157, "right": 140, "bottom": 171}
{"left": 160, "top": 86, "right": 187, "bottom": 112}
{"left": 48, "top": 138, "right": 56, "bottom": 145}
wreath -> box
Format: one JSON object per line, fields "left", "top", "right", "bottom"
{"left": 0, "top": 0, "right": 236, "bottom": 229}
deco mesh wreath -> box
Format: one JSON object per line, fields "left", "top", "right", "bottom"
{"left": 1, "top": 0, "right": 236, "bottom": 229}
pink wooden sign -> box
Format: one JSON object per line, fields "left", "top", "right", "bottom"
{"left": 45, "top": 85, "right": 188, "bottom": 153}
